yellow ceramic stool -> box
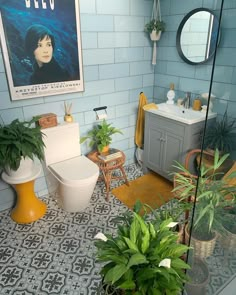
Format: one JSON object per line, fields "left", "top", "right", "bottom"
{"left": 2, "top": 166, "right": 47, "bottom": 223}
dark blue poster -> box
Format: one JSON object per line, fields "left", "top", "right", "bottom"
{"left": 0, "top": 0, "right": 84, "bottom": 100}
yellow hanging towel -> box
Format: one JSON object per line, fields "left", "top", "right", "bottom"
{"left": 135, "top": 92, "right": 148, "bottom": 148}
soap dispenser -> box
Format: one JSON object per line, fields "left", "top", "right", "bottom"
{"left": 166, "top": 83, "right": 175, "bottom": 105}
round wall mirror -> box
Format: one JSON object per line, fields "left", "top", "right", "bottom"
{"left": 176, "top": 8, "right": 220, "bottom": 65}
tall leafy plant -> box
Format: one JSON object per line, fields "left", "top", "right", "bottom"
{"left": 0, "top": 117, "right": 45, "bottom": 171}
{"left": 173, "top": 150, "right": 236, "bottom": 240}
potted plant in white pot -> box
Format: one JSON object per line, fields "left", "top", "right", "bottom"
{"left": 80, "top": 119, "right": 123, "bottom": 154}
{"left": 144, "top": 0, "right": 165, "bottom": 65}
{"left": 0, "top": 117, "right": 45, "bottom": 178}
{"left": 94, "top": 202, "right": 191, "bottom": 295}
{"left": 173, "top": 149, "right": 236, "bottom": 259}
{"left": 145, "top": 19, "right": 166, "bottom": 41}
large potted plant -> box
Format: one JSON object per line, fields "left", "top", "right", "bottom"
{"left": 80, "top": 119, "right": 122, "bottom": 154}
{"left": 94, "top": 203, "right": 190, "bottom": 295}
{"left": 0, "top": 117, "right": 45, "bottom": 178}
{"left": 200, "top": 111, "right": 236, "bottom": 174}
{"left": 173, "top": 149, "right": 236, "bottom": 259}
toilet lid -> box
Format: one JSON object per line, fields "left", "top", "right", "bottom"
{"left": 49, "top": 155, "right": 99, "bottom": 185}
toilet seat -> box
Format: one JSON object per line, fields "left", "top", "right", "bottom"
{"left": 49, "top": 155, "right": 99, "bottom": 186}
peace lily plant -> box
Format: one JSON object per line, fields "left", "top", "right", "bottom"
{"left": 94, "top": 205, "right": 190, "bottom": 295}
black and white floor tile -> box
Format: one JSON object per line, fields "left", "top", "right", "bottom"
{"left": 0, "top": 163, "right": 235, "bottom": 295}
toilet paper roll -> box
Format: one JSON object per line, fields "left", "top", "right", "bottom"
{"left": 97, "top": 113, "right": 107, "bottom": 120}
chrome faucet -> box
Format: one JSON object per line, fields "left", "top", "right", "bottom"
{"left": 181, "top": 92, "right": 191, "bottom": 109}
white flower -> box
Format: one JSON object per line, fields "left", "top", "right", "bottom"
{"left": 167, "top": 222, "right": 178, "bottom": 228}
{"left": 94, "top": 232, "right": 108, "bottom": 242}
{"left": 159, "top": 258, "right": 171, "bottom": 268}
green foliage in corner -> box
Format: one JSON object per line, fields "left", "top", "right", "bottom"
{"left": 0, "top": 117, "right": 45, "bottom": 171}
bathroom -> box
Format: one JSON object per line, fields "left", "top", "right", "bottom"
{"left": 0, "top": 0, "right": 235, "bottom": 294}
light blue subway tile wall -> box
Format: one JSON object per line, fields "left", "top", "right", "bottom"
{"left": 0, "top": 0, "right": 154, "bottom": 209}
{"left": 100, "top": 91, "right": 129, "bottom": 107}
{"left": 80, "top": 15, "right": 114, "bottom": 32}
{"left": 79, "top": 0, "right": 96, "bottom": 14}
{"left": 98, "top": 33, "right": 130, "bottom": 48}
{"left": 155, "top": 0, "right": 236, "bottom": 113}
{"left": 130, "top": 0, "right": 153, "bottom": 17}
{"left": 130, "top": 61, "right": 154, "bottom": 76}
{"left": 131, "top": 33, "right": 150, "bottom": 47}
{"left": 114, "top": 16, "right": 145, "bottom": 32}
{"left": 97, "top": 0, "right": 130, "bottom": 15}
{"left": 99, "top": 63, "right": 130, "bottom": 79}
{"left": 83, "top": 49, "right": 114, "bottom": 65}
{"left": 115, "top": 48, "right": 144, "bottom": 63}
{"left": 83, "top": 66, "right": 99, "bottom": 82}
{"left": 81, "top": 33, "right": 98, "bottom": 49}
{"left": 115, "top": 76, "right": 143, "bottom": 92}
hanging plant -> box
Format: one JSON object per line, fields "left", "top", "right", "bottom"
{"left": 144, "top": 0, "right": 166, "bottom": 65}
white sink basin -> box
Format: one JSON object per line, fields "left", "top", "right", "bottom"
{"left": 147, "top": 103, "right": 217, "bottom": 125}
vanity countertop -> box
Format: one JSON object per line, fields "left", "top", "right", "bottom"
{"left": 146, "top": 103, "right": 217, "bottom": 125}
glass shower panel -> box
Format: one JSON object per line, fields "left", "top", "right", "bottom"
{"left": 185, "top": 0, "right": 236, "bottom": 294}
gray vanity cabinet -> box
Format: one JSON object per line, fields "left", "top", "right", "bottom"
{"left": 143, "top": 111, "right": 206, "bottom": 181}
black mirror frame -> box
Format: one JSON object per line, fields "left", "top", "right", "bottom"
{"left": 176, "top": 8, "right": 220, "bottom": 65}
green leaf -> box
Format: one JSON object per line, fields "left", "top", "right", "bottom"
{"left": 104, "top": 264, "right": 128, "bottom": 284}
{"left": 123, "top": 237, "right": 139, "bottom": 252}
{"left": 130, "top": 217, "right": 140, "bottom": 244}
{"left": 118, "top": 280, "right": 136, "bottom": 290}
{"left": 171, "top": 258, "right": 191, "bottom": 269}
{"left": 133, "top": 213, "right": 150, "bottom": 253}
{"left": 127, "top": 253, "right": 148, "bottom": 268}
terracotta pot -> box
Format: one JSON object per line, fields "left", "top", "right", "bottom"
{"left": 100, "top": 145, "right": 109, "bottom": 155}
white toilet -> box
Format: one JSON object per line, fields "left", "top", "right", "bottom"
{"left": 42, "top": 122, "right": 99, "bottom": 212}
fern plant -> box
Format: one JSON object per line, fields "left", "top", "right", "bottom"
{"left": 80, "top": 119, "right": 122, "bottom": 153}
{"left": 0, "top": 117, "right": 45, "bottom": 171}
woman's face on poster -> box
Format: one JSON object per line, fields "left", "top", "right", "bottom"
{"left": 34, "top": 35, "right": 53, "bottom": 67}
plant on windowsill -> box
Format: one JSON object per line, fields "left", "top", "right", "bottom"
{"left": 80, "top": 119, "right": 123, "bottom": 154}
{"left": 0, "top": 117, "right": 45, "bottom": 178}
{"left": 94, "top": 201, "right": 191, "bottom": 295}
{"left": 172, "top": 149, "right": 236, "bottom": 259}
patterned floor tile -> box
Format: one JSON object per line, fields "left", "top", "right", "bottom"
{"left": 0, "top": 163, "right": 235, "bottom": 294}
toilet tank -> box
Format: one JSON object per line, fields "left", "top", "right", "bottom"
{"left": 43, "top": 122, "right": 81, "bottom": 166}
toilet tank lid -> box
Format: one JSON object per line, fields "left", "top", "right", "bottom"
{"left": 49, "top": 155, "right": 99, "bottom": 185}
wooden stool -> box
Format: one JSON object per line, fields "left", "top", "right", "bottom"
{"left": 87, "top": 149, "right": 129, "bottom": 200}
{"left": 1, "top": 166, "right": 47, "bottom": 223}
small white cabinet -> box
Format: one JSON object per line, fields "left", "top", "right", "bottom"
{"left": 143, "top": 111, "right": 212, "bottom": 181}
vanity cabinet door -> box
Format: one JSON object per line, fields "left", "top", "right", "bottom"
{"left": 162, "top": 131, "right": 183, "bottom": 179}
{"left": 143, "top": 112, "right": 185, "bottom": 181}
{"left": 144, "top": 124, "right": 164, "bottom": 173}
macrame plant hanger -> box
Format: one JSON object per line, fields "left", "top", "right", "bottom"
{"left": 150, "top": 0, "right": 162, "bottom": 65}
